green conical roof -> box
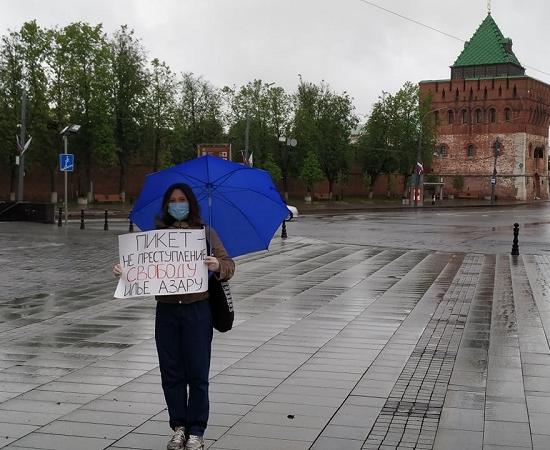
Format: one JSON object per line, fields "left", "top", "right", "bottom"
{"left": 453, "top": 14, "right": 523, "bottom": 68}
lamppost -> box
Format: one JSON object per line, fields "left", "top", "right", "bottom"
{"left": 278, "top": 136, "right": 297, "bottom": 201}
{"left": 60, "top": 124, "right": 80, "bottom": 225}
{"left": 490, "top": 138, "right": 501, "bottom": 205}
{"left": 412, "top": 107, "right": 451, "bottom": 207}
{"left": 16, "top": 89, "right": 31, "bottom": 202}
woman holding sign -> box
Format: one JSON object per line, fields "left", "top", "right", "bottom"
{"left": 114, "top": 183, "right": 234, "bottom": 450}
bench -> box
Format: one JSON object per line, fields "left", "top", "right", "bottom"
{"left": 94, "top": 194, "right": 123, "bottom": 203}
{"left": 313, "top": 192, "right": 331, "bottom": 200}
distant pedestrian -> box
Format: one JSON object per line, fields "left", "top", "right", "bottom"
{"left": 114, "top": 183, "right": 235, "bottom": 450}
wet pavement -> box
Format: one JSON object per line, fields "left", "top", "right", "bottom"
{"left": 2, "top": 217, "right": 550, "bottom": 449}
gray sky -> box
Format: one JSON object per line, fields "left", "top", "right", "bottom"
{"left": 3, "top": 0, "right": 550, "bottom": 120}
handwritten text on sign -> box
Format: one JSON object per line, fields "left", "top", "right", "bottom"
{"left": 115, "top": 229, "right": 208, "bottom": 298}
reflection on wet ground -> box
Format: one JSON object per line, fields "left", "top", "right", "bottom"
{"left": 2, "top": 222, "right": 550, "bottom": 448}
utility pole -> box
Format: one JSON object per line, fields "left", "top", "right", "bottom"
{"left": 16, "top": 89, "right": 26, "bottom": 202}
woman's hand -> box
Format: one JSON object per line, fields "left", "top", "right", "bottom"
{"left": 113, "top": 263, "right": 122, "bottom": 278}
{"left": 205, "top": 256, "right": 220, "bottom": 272}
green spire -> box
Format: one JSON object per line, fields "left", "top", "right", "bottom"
{"left": 453, "top": 14, "right": 523, "bottom": 68}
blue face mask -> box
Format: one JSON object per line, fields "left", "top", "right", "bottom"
{"left": 168, "top": 202, "right": 189, "bottom": 221}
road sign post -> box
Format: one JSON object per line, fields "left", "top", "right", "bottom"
{"left": 60, "top": 138, "right": 76, "bottom": 225}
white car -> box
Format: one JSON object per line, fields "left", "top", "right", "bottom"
{"left": 286, "top": 205, "right": 298, "bottom": 221}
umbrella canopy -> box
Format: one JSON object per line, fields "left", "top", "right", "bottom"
{"left": 130, "top": 155, "right": 289, "bottom": 257}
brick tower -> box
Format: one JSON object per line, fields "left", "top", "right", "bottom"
{"left": 419, "top": 14, "right": 550, "bottom": 201}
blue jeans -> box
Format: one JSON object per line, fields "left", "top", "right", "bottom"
{"left": 155, "top": 300, "right": 213, "bottom": 436}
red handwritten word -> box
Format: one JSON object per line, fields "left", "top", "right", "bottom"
{"left": 126, "top": 263, "right": 198, "bottom": 282}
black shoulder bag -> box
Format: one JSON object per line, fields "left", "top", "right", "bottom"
{"left": 206, "top": 235, "right": 234, "bottom": 333}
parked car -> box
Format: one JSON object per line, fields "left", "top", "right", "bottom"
{"left": 286, "top": 204, "right": 298, "bottom": 221}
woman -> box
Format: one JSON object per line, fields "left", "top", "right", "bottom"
{"left": 114, "top": 183, "right": 235, "bottom": 450}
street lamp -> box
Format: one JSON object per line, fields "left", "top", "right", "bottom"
{"left": 278, "top": 136, "right": 297, "bottom": 201}
{"left": 414, "top": 107, "right": 446, "bottom": 207}
{"left": 16, "top": 89, "right": 31, "bottom": 202}
{"left": 490, "top": 138, "right": 501, "bottom": 205}
{"left": 60, "top": 124, "right": 80, "bottom": 225}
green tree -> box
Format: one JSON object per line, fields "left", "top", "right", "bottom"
{"left": 357, "top": 82, "right": 435, "bottom": 195}
{"left": 19, "top": 22, "right": 58, "bottom": 198}
{"left": 224, "top": 80, "right": 290, "bottom": 168}
{"left": 294, "top": 79, "right": 357, "bottom": 198}
{"left": 172, "top": 72, "right": 224, "bottom": 163}
{"left": 61, "top": 22, "right": 115, "bottom": 198}
{"left": 266, "top": 86, "right": 293, "bottom": 196}
{"left": 110, "top": 25, "right": 148, "bottom": 198}
{"left": 146, "top": 58, "right": 176, "bottom": 171}
{"left": 0, "top": 30, "right": 24, "bottom": 198}
{"left": 300, "top": 151, "right": 324, "bottom": 196}
{"left": 260, "top": 154, "right": 282, "bottom": 182}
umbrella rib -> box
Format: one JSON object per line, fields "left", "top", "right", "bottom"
{"left": 196, "top": 187, "right": 287, "bottom": 212}
{"left": 204, "top": 186, "right": 287, "bottom": 207}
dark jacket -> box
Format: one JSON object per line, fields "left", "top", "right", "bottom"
{"left": 155, "top": 221, "right": 235, "bottom": 304}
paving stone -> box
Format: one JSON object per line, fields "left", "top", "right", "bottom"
{"left": 485, "top": 400, "right": 528, "bottom": 422}
{"left": 210, "top": 434, "right": 310, "bottom": 449}
{"left": 438, "top": 407, "right": 484, "bottom": 431}
{"left": 433, "top": 429, "right": 482, "bottom": 450}
{"left": 9, "top": 432, "right": 114, "bottom": 450}
{"left": 5, "top": 226, "right": 550, "bottom": 448}
{"left": 483, "top": 420, "right": 532, "bottom": 447}
{"left": 311, "top": 436, "right": 364, "bottom": 449}
{"left": 37, "top": 420, "right": 132, "bottom": 439}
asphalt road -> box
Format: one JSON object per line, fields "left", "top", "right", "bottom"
{"left": 288, "top": 203, "right": 550, "bottom": 255}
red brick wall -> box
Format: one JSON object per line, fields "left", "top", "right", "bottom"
{"left": 420, "top": 76, "right": 550, "bottom": 200}
{"left": 0, "top": 163, "right": 152, "bottom": 203}
{"left": 2, "top": 162, "right": 401, "bottom": 203}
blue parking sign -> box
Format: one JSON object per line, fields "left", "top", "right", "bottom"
{"left": 59, "top": 154, "right": 74, "bottom": 172}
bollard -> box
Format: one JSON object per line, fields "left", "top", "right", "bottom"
{"left": 57, "top": 207, "right": 62, "bottom": 227}
{"left": 80, "top": 209, "right": 85, "bottom": 230}
{"left": 128, "top": 215, "right": 134, "bottom": 232}
{"left": 511, "top": 223, "right": 520, "bottom": 255}
{"left": 104, "top": 210, "right": 109, "bottom": 231}
{"left": 281, "top": 220, "right": 288, "bottom": 239}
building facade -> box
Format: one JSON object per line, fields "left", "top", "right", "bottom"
{"left": 419, "top": 14, "right": 550, "bottom": 201}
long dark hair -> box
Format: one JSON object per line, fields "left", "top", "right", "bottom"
{"left": 156, "top": 183, "right": 203, "bottom": 228}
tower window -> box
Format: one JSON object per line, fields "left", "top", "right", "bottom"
{"left": 439, "top": 145, "right": 448, "bottom": 157}
{"left": 448, "top": 110, "right": 454, "bottom": 124}
{"left": 489, "top": 108, "right": 496, "bottom": 123}
{"left": 462, "top": 109, "right": 469, "bottom": 124}
{"left": 505, "top": 108, "right": 512, "bottom": 121}
{"left": 467, "top": 144, "right": 475, "bottom": 157}
{"left": 475, "top": 109, "right": 483, "bottom": 123}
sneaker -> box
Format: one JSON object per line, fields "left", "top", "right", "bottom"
{"left": 167, "top": 426, "right": 186, "bottom": 450}
{"left": 185, "top": 434, "right": 204, "bottom": 450}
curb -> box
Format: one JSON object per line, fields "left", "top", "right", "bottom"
{"left": 297, "top": 200, "right": 550, "bottom": 216}
{"left": 67, "top": 200, "right": 550, "bottom": 219}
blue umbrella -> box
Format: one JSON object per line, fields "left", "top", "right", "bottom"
{"left": 130, "top": 155, "right": 289, "bottom": 257}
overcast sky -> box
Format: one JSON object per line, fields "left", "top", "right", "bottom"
{"left": 2, "top": 0, "right": 550, "bottom": 120}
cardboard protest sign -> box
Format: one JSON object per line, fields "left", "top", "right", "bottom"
{"left": 115, "top": 228, "right": 208, "bottom": 298}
